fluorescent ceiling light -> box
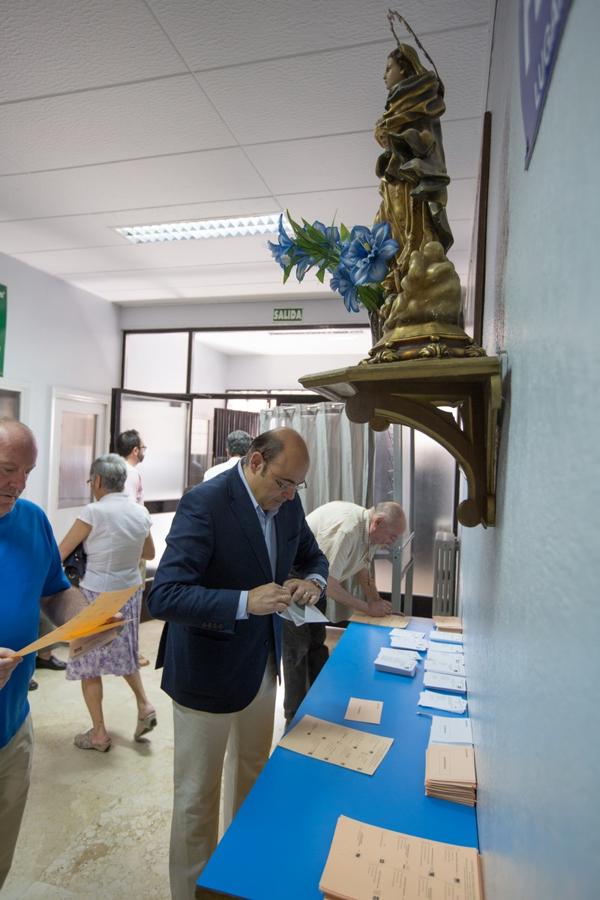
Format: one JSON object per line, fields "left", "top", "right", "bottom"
{"left": 114, "top": 213, "right": 281, "bottom": 243}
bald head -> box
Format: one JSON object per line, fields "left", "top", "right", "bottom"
{"left": 368, "top": 501, "right": 407, "bottom": 548}
{"left": 0, "top": 418, "right": 38, "bottom": 517}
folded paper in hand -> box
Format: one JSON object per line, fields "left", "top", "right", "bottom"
{"left": 13, "top": 585, "right": 139, "bottom": 657}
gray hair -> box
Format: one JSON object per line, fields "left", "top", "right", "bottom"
{"left": 227, "top": 430, "right": 252, "bottom": 457}
{"left": 90, "top": 453, "right": 127, "bottom": 493}
{"left": 371, "top": 501, "right": 406, "bottom": 525}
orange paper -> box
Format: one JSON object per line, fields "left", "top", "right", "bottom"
{"left": 12, "top": 585, "right": 139, "bottom": 657}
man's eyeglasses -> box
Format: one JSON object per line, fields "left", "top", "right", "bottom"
{"left": 271, "top": 474, "right": 307, "bottom": 492}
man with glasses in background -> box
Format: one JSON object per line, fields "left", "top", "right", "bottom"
{"left": 148, "top": 427, "right": 328, "bottom": 899}
{"left": 116, "top": 428, "right": 149, "bottom": 665}
{"left": 283, "top": 499, "right": 407, "bottom": 728}
{"left": 116, "top": 429, "right": 146, "bottom": 505}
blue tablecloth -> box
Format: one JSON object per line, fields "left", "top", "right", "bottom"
{"left": 199, "top": 617, "right": 478, "bottom": 899}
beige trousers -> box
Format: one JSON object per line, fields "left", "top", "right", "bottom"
{"left": 0, "top": 715, "right": 34, "bottom": 889}
{"left": 169, "top": 657, "right": 276, "bottom": 900}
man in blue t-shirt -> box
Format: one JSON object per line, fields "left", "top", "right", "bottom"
{"left": 0, "top": 418, "right": 87, "bottom": 889}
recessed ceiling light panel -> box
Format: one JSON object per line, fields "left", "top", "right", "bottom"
{"left": 114, "top": 213, "right": 281, "bottom": 243}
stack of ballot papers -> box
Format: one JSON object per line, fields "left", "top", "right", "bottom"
{"left": 423, "top": 671, "right": 467, "bottom": 693}
{"left": 428, "top": 641, "right": 464, "bottom": 655}
{"left": 425, "top": 743, "right": 477, "bottom": 806}
{"left": 432, "top": 615, "right": 463, "bottom": 632}
{"left": 428, "top": 716, "right": 473, "bottom": 745}
{"left": 425, "top": 652, "right": 466, "bottom": 676}
{"left": 418, "top": 690, "right": 467, "bottom": 714}
{"left": 429, "top": 629, "right": 464, "bottom": 645}
{"left": 374, "top": 647, "right": 418, "bottom": 676}
{"left": 389, "top": 629, "right": 428, "bottom": 652}
{"left": 319, "top": 815, "right": 483, "bottom": 900}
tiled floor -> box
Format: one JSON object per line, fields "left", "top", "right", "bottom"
{"left": 3, "top": 620, "right": 343, "bottom": 899}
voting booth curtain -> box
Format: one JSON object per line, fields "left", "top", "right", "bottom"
{"left": 259, "top": 402, "right": 374, "bottom": 515}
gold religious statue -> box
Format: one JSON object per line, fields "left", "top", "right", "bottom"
{"left": 368, "top": 30, "right": 484, "bottom": 363}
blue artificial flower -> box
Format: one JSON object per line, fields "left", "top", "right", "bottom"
{"left": 294, "top": 249, "right": 314, "bottom": 281}
{"left": 340, "top": 221, "right": 399, "bottom": 286}
{"left": 311, "top": 221, "right": 341, "bottom": 251}
{"left": 267, "top": 214, "right": 295, "bottom": 269}
{"left": 331, "top": 265, "right": 360, "bottom": 313}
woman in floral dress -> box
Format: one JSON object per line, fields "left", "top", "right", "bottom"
{"left": 59, "top": 453, "right": 155, "bottom": 752}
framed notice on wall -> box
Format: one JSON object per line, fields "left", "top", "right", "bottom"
{"left": 519, "top": 0, "right": 574, "bottom": 168}
{"left": 0, "top": 284, "right": 6, "bottom": 377}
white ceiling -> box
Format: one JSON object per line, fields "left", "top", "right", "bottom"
{"left": 0, "top": 0, "right": 493, "bottom": 307}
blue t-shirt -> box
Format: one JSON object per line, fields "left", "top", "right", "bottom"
{"left": 0, "top": 498, "right": 70, "bottom": 748}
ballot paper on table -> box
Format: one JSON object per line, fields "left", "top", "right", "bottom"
{"left": 374, "top": 647, "right": 418, "bottom": 677}
{"left": 319, "top": 815, "right": 483, "bottom": 900}
{"left": 418, "top": 690, "right": 468, "bottom": 714}
{"left": 425, "top": 654, "right": 466, "bottom": 676}
{"left": 389, "top": 631, "right": 428, "bottom": 652}
{"left": 429, "top": 716, "right": 473, "bottom": 745}
{"left": 12, "top": 586, "right": 139, "bottom": 657}
{"left": 423, "top": 671, "right": 467, "bottom": 693}
{"left": 279, "top": 715, "right": 393, "bottom": 776}
{"left": 344, "top": 697, "right": 383, "bottom": 725}
{"left": 390, "top": 627, "right": 425, "bottom": 638}
{"left": 426, "top": 639, "right": 464, "bottom": 654}
{"left": 429, "top": 629, "right": 464, "bottom": 645}
{"left": 350, "top": 612, "right": 409, "bottom": 628}
{"left": 433, "top": 615, "right": 463, "bottom": 633}
{"left": 425, "top": 743, "right": 477, "bottom": 806}
{"left": 277, "top": 600, "right": 329, "bottom": 626}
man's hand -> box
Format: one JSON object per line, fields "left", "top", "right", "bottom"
{"left": 0, "top": 649, "right": 22, "bottom": 690}
{"left": 283, "top": 578, "right": 321, "bottom": 606}
{"left": 248, "top": 583, "right": 292, "bottom": 616}
{"left": 366, "top": 597, "right": 393, "bottom": 617}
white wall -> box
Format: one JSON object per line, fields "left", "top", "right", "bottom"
{"left": 119, "top": 296, "right": 369, "bottom": 331}
{"left": 224, "top": 352, "right": 366, "bottom": 390}
{"left": 190, "top": 338, "right": 228, "bottom": 393}
{"left": 459, "top": 2, "right": 600, "bottom": 898}
{"left": 0, "top": 252, "right": 120, "bottom": 508}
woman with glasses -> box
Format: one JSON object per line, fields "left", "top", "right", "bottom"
{"left": 58, "top": 453, "right": 156, "bottom": 752}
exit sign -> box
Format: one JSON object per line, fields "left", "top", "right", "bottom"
{"left": 273, "top": 307, "right": 303, "bottom": 322}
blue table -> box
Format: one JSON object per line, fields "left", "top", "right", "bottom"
{"left": 199, "top": 617, "right": 478, "bottom": 899}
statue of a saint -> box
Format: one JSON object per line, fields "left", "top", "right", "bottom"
{"left": 369, "top": 41, "right": 484, "bottom": 362}
{"left": 374, "top": 43, "right": 452, "bottom": 297}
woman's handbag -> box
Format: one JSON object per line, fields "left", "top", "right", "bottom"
{"left": 63, "top": 542, "right": 87, "bottom": 586}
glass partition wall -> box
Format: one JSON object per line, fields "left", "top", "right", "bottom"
{"left": 119, "top": 326, "right": 458, "bottom": 609}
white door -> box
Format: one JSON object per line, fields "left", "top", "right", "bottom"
{"left": 47, "top": 391, "right": 109, "bottom": 539}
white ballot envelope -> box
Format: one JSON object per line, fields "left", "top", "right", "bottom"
{"left": 278, "top": 601, "right": 329, "bottom": 626}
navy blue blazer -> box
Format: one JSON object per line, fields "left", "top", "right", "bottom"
{"left": 147, "top": 465, "right": 328, "bottom": 713}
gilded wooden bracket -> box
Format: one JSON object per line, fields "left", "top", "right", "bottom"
{"left": 301, "top": 356, "right": 502, "bottom": 527}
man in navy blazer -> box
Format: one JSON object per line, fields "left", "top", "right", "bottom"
{"left": 148, "top": 428, "right": 328, "bottom": 899}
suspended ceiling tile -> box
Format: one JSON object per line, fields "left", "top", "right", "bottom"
{"left": 246, "top": 133, "right": 379, "bottom": 195}
{"left": 149, "top": 0, "right": 492, "bottom": 70}
{"left": 0, "top": 0, "right": 186, "bottom": 102}
{"left": 0, "top": 77, "right": 237, "bottom": 171}
{"left": 0, "top": 148, "right": 271, "bottom": 220}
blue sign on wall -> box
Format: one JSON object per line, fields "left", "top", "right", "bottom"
{"left": 519, "top": 0, "right": 573, "bottom": 168}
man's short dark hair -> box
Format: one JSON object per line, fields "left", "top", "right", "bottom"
{"left": 227, "top": 430, "right": 252, "bottom": 457}
{"left": 116, "top": 429, "right": 141, "bottom": 458}
{"left": 244, "top": 430, "right": 284, "bottom": 465}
